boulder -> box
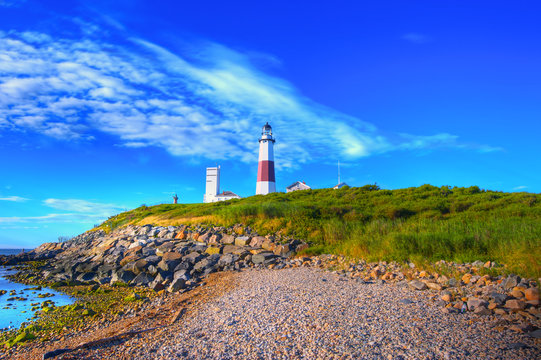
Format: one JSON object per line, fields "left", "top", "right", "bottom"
{"left": 273, "top": 244, "right": 292, "bottom": 257}
{"left": 168, "top": 278, "right": 186, "bottom": 293}
{"left": 221, "top": 234, "right": 235, "bottom": 244}
{"left": 504, "top": 299, "right": 525, "bottom": 311}
{"left": 252, "top": 252, "right": 276, "bottom": 265}
{"left": 426, "top": 282, "right": 443, "bottom": 291}
{"left": 131, "top": 272, "right": 153, "bottom": 286}
{"left": 525, "top": 287, "right": 539, "bottom": 302}
{"left": 489, "top": 292, "right": 508, "bottom": 305}
{"left": 249, "top": 236, "right": 266, "bottom": 248}
{"left": 208, "top": 234, "right": 222, "bottom": 244}
{"left": 183, "top": 252, "right": 204, "bottom": 264}
{"left": 467, "top": 298, "right": 488, "bottom": 311}
{"left": 162, "top": 252, "right": 182, "bottom": 262}
{"left": 502, "top": 275, "right": 521, "bottom": 290}
{"left": 235, "top": 236, "right": 251, "bottom": 246}
{"left": 408, "top": 280, "right": 427, "bottom": 291}
{"left": 205, "top": 246, "right": 222, "bottom": 255}
{"left": 111, "top": 270, "right": 135, "bottom": 284}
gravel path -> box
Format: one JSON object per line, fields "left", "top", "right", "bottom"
{"left": 102, "top": 267, "right": 540, "bottom": 360}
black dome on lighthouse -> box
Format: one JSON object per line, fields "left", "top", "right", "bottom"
{"left": 262, "top": 122, "right": 272, "bottom": 130}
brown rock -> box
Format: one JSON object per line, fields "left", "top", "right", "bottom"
{"left": 426, "top": 282, "right": 443, "bottom": 291}
{"left": 120, "top": 254, "right": 139, "bottom": 267}
{"left": 274, "top": 244, "right": 292, "bottom": 257}
{"left": 511, "top": 288, "right": 524, "bottom": 298}
{"left": 493, "top": 308, "right": 507, "bottom": 316}
{"left": 249, "top": 236, "right": 266, "bottom": 248}
{"left": 175, "top": 231, "right": 187, "bottom": 240}
{"left": 261, "top": 239, "right": 276, "bottom": 251}
{"left": 474, "top": 307, "right": 492, "bottom": 316}
{"left": 221, "top": 234, "right": 235, "bottom": 244}
{"left": 441, "top": 292, "right": 453, "bottom": 302}
{"left": 504, "top": 299, "right": 526, "bottom": 311}
{"left": 462, "top": 273, "right": 472, "bottom": 284}
{"left": 525, "top": 287, "right": 539, "bottom": 301}
{"left": 208, "top": 234, "right": 222, "bottom": 245}
{"left": 162, "top": 252, "right": 182, "bottom": 261}
{"left": 488, "top": 302, "right": 498, "bottom": 310}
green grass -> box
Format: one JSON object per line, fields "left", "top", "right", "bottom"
{"left": 98, "top": 184, "right": 541, "bottom": 278}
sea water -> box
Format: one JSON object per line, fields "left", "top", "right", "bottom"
{"left": 0, "top": 249, "right": 74, "bottom": 331}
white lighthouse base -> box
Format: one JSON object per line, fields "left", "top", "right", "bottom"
{"left": 256, "top": 181, "right": 276, "bottom": 195}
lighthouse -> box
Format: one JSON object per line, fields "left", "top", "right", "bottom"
{"left": 256, "top": 122, "right": 276, "bottom": 195}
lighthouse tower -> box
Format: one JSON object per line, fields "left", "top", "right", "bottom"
{"left": 256, "top": 122, "right": 276, "bottom": 195}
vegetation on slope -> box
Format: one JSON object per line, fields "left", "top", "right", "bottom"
{"left": 99, "top": 184, "right": 541, "bottom": 278}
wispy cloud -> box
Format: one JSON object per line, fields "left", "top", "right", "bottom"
{"left": 402, "top": 33, "right": 432, "bottom": 44}
{"left": 0, "top": 20, "right": 496, "bottom": 168}
{"left": 512, "top": 185, "right": 528, "bottom": 191}
{"left": 0, "top": 213, "right": 106, "bottom": 224}
{"left": 43, "top": 198, "right": 123, "bottom": 216}
{"left": 0, "top": 195, "right": 29, "bottom": 202}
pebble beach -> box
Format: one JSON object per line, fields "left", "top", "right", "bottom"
{"left": 15, "top": 267, "right": 539, "bottom": 360}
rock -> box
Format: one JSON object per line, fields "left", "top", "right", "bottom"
{"left": 441, "top": 291, "right": 453, "bottom": 302}
{"left": 261, "top": 239, "right": 276, "bottom": 251}
{"left": 467, "top": 298, "right": 488, "bottom": 311}
{"left": 408, "top": 280, "right": 427, "bottom": 291}
{"left": 111, "top": 270, "right": 135, "bottom": 284}
{"left": 150, "top": 281, "right": 165, "bottom": 292}
{"left": 162, "top": 252, "right": 182, "bottom": 262}
{"left": 502, "top": 275, "right": 521, "bottom": 290}
{"left": 447, "top": 278, "right": 458, "bottom": 287}
{"left": 208, "top": 234, "right": 222, "bottom": 244}
{"left": 249, "top": 236, "right": 266, "bottom": 248}
{"left": 158, "top": 259, "right": 180, "bottom": 272}
{"left": 504, "top": 299, "right": 526, "bottom": 311}
{"left": 131, "top": 272, "right": 153, "bottom": 286}
{"left": 174, "top": 269, "right": 190, "bottom": 281}
{"left": 489, "top": 292, "right": 508, "bottom": 305}
{"left": 426, "top": 282, "right": 443, "bottom": 291}
{"left": 473, "top": 307, "right": 492, "bottom": 316}
{"left": 511, "top": 287, "right": 524, "bottom": 298}
{"left": 198, "top": 233, "right": 211, "bottom": 242}
{"left": 221, "top": 234, "right": 235, "bottom": 244}
{"left": 183, "top": 252, "right": 204, "bottom": 264}
{"left": 295, "top": 243, "right": 309, "bottom": 253}
{"left": 441, "top": 307, "right": 459, "bottom": 314}
{"left": 493, "top": 308, "right": 507, "bottom": 316}
{"left": 252, "top": 252, "right": 277, "bottom": 265}
{"left": 273, "top": 244, "right": 292, "bottom": 257}
{"left": 168, "top": 278, "right": 186, "bottom": 293}
{"left": 461, "top": 273, "right": 472, "bottom": 284}
{"left": 218, "top": 254, "right": 238, "bottom": 267}
{"left": 205, "top": 246, "right": 222, "bottom": 255}
{"left": 525, "top": 287, "right": 539, "bottom": 301}
{"left": 528, "top": 329, "right": 541, "bottom": 339}
{"left": 235, "top": 236, "right": 251, "bottom": 246}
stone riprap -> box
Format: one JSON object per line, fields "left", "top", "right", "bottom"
{"left": 4, "top": 224, "right": 308, "bottom": 294}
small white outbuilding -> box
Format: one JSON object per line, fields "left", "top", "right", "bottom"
{"left": 286, "top": 181, "right": 311, "bottom": 193}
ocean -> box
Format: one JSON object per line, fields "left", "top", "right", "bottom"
{"left": 0, "top": 249, "right": 74, "bottom": 331}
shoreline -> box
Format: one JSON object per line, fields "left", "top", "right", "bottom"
{"left": 1, "top": 223, "right": 540, "bottom": 358}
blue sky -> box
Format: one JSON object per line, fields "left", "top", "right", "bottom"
{"left": 0, "top": 0, "right": 540, "bottom": 248}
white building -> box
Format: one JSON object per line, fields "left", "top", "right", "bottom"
{"left": 333, "top": 182, "right": 348, "bottom": 190}
{"left": 203, "top": 166, "right": 241, "bottom": 203}
{"left": 256, "top": 122, "right": 276, "bottom": 195}
{"left": 286, "top": 181, "right": 311, "bottom": 193}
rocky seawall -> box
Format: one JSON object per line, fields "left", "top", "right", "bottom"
{"left": 4, "top": 224, "right": 309, "bottom": 294}
{"left": 2, "top": 223, "right": 540, "bottom": 337}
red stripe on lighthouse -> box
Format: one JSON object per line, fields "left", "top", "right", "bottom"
{"left": 257, "top": 160, "right": 275, "bottom": 182}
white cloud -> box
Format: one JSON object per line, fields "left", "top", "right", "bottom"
{"left": 43, "top": 198, "right": 123, "bottom": 216}
{"left": 0, "top": 24, "right": 497, "bottom": 168}
{"left": 0, "top": 213, "right": 105, "bottom": 224}
{"left": 0, "top": 195, "right": 29, "bottom": 202}
{"left": 512, "top": 185, "right": 528, "bottom": 191}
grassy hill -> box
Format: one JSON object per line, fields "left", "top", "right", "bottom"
{"left": 98, "top": 184, "right": 541, "bottom": 278}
